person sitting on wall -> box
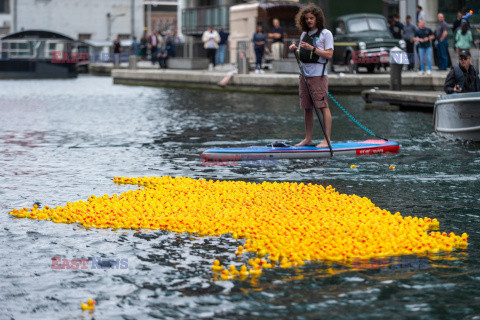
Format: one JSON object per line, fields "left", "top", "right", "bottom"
{"left": 444, "top": 50, "right": 480, "bottom": 94}
{"left": 157, "top": 37, "right": 175, "bottom": 69}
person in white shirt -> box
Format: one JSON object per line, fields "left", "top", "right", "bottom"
{"left": 202, "top": 26, "right": 220, "bottom": 70}
{"left": 289, "top": 4, "right": 334, "bottom": 148}
{"left": 416, "top": 5, "right": 426, "bottom": 23}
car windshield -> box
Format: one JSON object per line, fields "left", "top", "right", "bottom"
{"left": 347, "top": 17, "right": 387, "bottom": 33}
{"left": 368, "top": 18, "right": 387, "bottom": 31}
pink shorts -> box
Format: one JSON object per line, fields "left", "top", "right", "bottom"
{"left": 299, "top": 76, "right": 329, "bottom": 110}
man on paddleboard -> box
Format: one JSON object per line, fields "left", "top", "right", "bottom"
{"left": 289, "top": 4, "right": 333, "bottom": 148}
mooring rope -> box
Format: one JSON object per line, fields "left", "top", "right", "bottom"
{"left": 327, "top": 92, "right": 388, "bottom": 141}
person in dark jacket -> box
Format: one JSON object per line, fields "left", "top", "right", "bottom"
{"left": 252, "top": 24, "right": 266, "bottom": 73}
{"left": 444, "top": 50, "right": 480, "bottom": 94}
{"left": 157, "top": 37, "right": 175, "bottom": 69}
{"left": 391, "top": 14, "right": 404, "bottom": 39}
{"left": 139, "top": 31, "right": 148, "bottom": 60}
{"left": 453, "top": 11, "right": 463, "bottom": 36}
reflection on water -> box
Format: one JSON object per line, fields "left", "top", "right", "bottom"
{"left": 0, "top": 76, "right": 479, "bottom": 318}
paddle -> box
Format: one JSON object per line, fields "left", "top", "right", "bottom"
{"left": 294, "top": 48, "right": 333, "bottom": 157}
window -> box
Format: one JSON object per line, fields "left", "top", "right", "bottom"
{"left": 368, "top": 18, "right": 387, "bottom": 31}
{"left": 336, "top": 21, "right": 346, "bottom": 34}
{"left": 347, "top": 19, "right": 369, "bottom": 33}
{"left": 7, "top": 41, "right": 31, "bottom": 57}
{"left": 78, "top": 34, "right": 91, "bottom": 41}
{"left": 0, "top": 0, "right": 10, "bottom": 14}
{"left": 346, "top": 18, "right": 387, "bottom": 33}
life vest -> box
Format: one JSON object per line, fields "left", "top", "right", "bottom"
{"left": 453, "top": 65, "right": 480, "bottom": 91}
{"left": 298, "top": 29, "right": 328, "bottom": 76}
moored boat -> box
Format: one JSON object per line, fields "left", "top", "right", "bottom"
{"left": 434, "top": 92, "right": 480, "bottom": 141}
{"left": 0, "top": 29, "right": 86, "bottom": 79}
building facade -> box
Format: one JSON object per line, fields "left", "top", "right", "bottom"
{"left": 0, "top": 0, "right": 10, "bottom": 36}
{"left": 145, "top": 0, "right": 178, "bottom": 35}
{"left": 1, "top": 0, "right": 144, "bottom": 41}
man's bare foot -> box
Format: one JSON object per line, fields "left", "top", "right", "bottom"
{"left": 316, "top": 140, "right": 330, "bottom": 148}
{"left": 295, "top": 139, "right": 313, "bottom": 146}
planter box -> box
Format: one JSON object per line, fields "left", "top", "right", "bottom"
{"left": 167, "top": 58, "right": 209, "bottom": 70}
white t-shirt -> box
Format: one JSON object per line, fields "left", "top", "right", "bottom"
{"left": 299, "top": 28, "right": 334, "bottom": 77}
{"left": 207, "top": 32, "right": 216, "bottom": 49}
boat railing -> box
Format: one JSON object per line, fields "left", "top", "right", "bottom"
{"left": 437, "top": 92, "right": 480, "bottom": 101}
{"left": 0, "top": 38, "right": 75, "bottom": 60}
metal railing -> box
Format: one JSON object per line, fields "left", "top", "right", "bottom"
{"left": 182, "top": 5, "right": 229, "bottom": 35}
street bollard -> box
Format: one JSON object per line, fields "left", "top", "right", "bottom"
{"left": 237, "top": 52, "right": 248, "bottom": 74}
{"left": 390, "top": 61, "right": 402, "bottom": 90}
{"left": 128, "top": 55, "right": 137, "bottom": 69}
{"left": 389, "top": 47, "right": 408, "bottom": 91}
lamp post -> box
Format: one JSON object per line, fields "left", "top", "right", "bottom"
{"left": 107, "top": 12, "right": 126, "bottom": 41}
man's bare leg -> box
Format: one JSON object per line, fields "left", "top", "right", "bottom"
{"left": 295, "top": 108, "right": 314, "bottom": 146}
{"left": 316, "top": 108, "right": 332, "bottom": 148}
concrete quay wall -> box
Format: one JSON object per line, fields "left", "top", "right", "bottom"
{"left": 112, "top": 69, "right": 447, "bottom": 93}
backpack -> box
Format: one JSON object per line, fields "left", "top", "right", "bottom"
{"left": 298, "top": 29, "right": 328, "bottom": 76}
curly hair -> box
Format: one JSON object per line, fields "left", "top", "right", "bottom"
{"left": 295, "top": 3, "right": 325, "bottom": 32}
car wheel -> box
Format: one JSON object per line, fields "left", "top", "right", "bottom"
{"left": 367, "top": 65, "right": 375, "bottom": 73}
{"left": 346, "top": 52, "right": 357, "bottom": 74}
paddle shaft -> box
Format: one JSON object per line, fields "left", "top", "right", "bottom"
{"left": 294, "top": 50, "right": 333, "bottom": 157}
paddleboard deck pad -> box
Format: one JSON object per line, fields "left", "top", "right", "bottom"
{"left": 202, "top": 139, "right": 399, "bottom": 162}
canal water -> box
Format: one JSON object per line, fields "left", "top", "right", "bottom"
{"left": 0, "top": 75, "right": 479, "bottom": 319}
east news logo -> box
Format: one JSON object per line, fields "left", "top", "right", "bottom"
{"left": 51, "top": 257, "right": 128, "bottom": 269}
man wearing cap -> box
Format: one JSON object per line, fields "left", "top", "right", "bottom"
{"left": 444, "top": 50, "right": 480, "bottom": 94}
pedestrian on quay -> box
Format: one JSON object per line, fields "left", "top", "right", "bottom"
{"left": 413, "top": 19, "right": 434, "bottom": 75}
{"left": 252, "top": 24, "right": 266, "bottom": 74}
{"left": 435, "top": 13, "right": 450, "bottom": 70}
{"left": 416, "top": 5, "right": 425, "bottom": 24}
{"left": 215, "top": 27, "right": 229, "bottom": 66}
{"left": 288, "top": 3, "right": 333, "bottom": 148}
{"left": 139, "top": 31, "right": 148, "bottom": 60}
{"left": 444, "top": 50, "right": 480, "bottom": 94}
{"left": 113, "top": 35, "right": 122, "bottom": 66}
{"left": 130, "top": 36, "right": 138, "bottom": 56}
{"left": 202, "top": 26, "right": 220, "bottom": 70}
{"left": 149, "top": 31, "right": 161, "bottom": 65}
{"left": 268, "top": 18, "right": 284, "bottom": 60}
{"left": 453, "top": 11, "right": 464, "bottom": 36}
{"left": 456, "top": 22, "right": 474, "bottom": 55}
{"left": 157, "top": 37, "right": 175, "bottom": 69}
{"left": 403, "top": 15, "right": 417, "bottom": 71}
{"left": 391, "top": 14, "right": 404, "bottom": 39}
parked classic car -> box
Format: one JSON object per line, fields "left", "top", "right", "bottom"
{"left": 332, "top": 13, "right": 406, "bottom": 73}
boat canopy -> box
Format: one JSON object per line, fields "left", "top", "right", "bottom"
{"left": 0, "top": 30, "right": 82, "bottom": 60}
{"left": 1, "top": 29, "right": 76, "bottom": 41}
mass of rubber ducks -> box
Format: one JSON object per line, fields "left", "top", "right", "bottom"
{"left": 9, "top": 176, "right": 469, "bottom": 281}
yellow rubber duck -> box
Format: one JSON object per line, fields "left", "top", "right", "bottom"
{"left": 229, "top": 265, "right": 239, "bottom": 276}
{"left": 235, "top": 246, "right": 244, "bottom": 255}
{"left": 220, "top": 269, "right": 231, "bottom": 281}
{"left": 280, "top": 258, "right": 292, "bottom": 268}
{"left": 239, "top": 265, "right": 249, "bottom": 276}
{"left": 81, "top": 299, "right": 96, "bottom": 310}
{"left": 250, "top": 265, "right": 262, "bottom": 276}
{"left": 211, "top": 259, "right": 224, "bottom": 272}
